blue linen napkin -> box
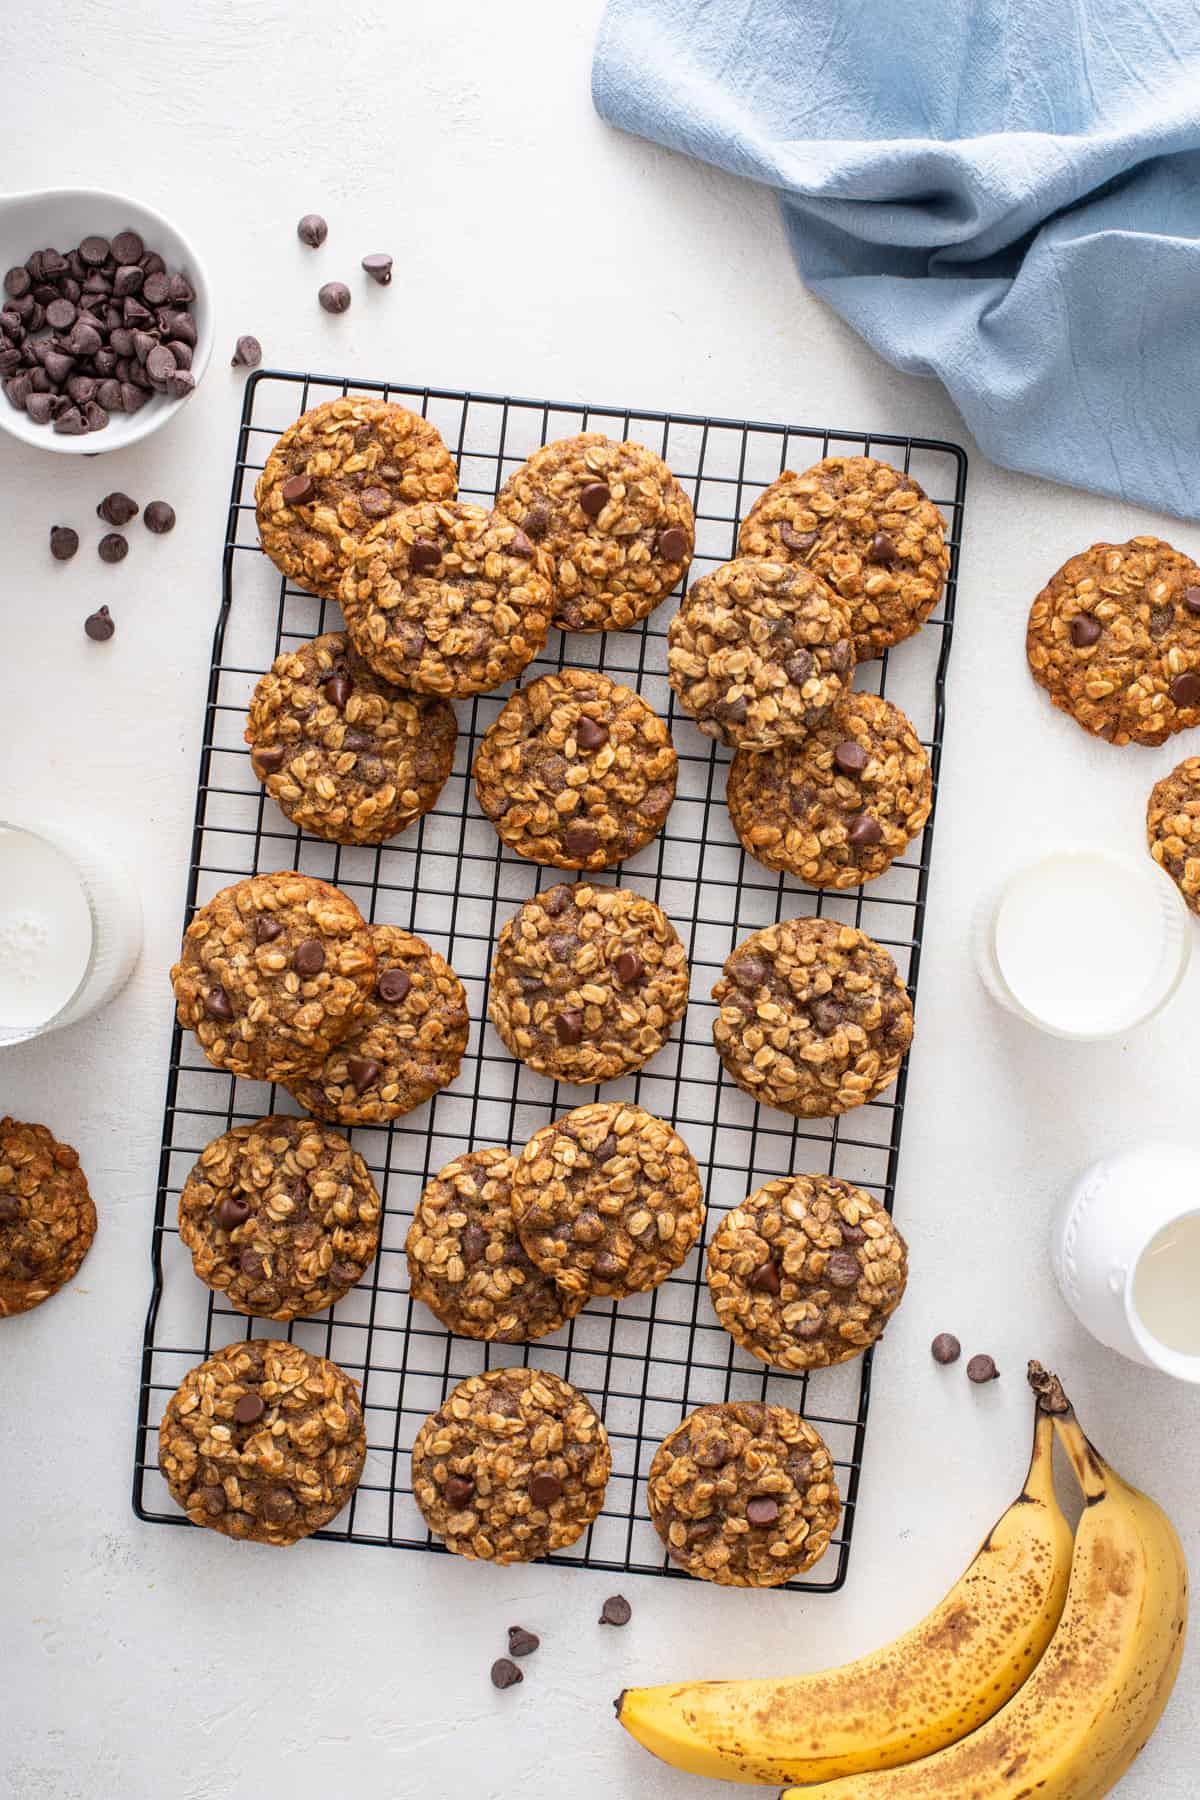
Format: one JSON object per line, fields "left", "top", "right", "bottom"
{"left": 593, "top": 0, "right": 1200, "bottom": 521}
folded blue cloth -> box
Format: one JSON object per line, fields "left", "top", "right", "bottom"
{"left": 593, "top": 0, "right": 1200, "bottom": 521}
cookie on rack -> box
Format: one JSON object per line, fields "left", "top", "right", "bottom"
{"left": 488, "top": 882, "right": 689, "bottom": 1084}
{"left": 405, "top": 1147, "right": 586, "bottom": 1343}
{"left": 473, "top": 669, "right": 677, "bottom": 870}
{"left": 0, "top": 1117, "right": 97, "bottom": 1319}
{"left": 646, "top": 1400, "right": 841, "bottom": 1586}
{"left": 339, "top": 500, "right": 553, "bottom": 697}
{"left": 169, "top": 871, "right": 377, "bottom": 1083}
{"left": 667, "top": 558, "right": 854, "bottom": 749}
{"left": 725, "top": 690, "right": 931, "bottom": 886}
{"left": 410, "top": 1366, "right": 611, "bottom": 1563}
{"left": 178, "top": 1114, "right": 381, "bottom": 1321}
{"left": 1026, "top": 537, "right": 1200, "bottom": 746}
{"left": 245, "top": 632, "right": 457, "bottom": 846}
{"left": 738, "top": 456, "right": 949, "bottom": 659}
{"left": 494, "top": 432, "right": 694, "bottom": 633}
{"left": 157, "top": 1339, "right": 367, "bottom": 1546}
{"left": 283, "top": 924, "right": 468, "bottom": 1127}
{"left": 711, "top": 918, "right": 913, "bottom": 1117}
{"left": 1148, "top": 757, "right": 1200, "bottom": 912}
{"left": 512, "top": 1101, "right": 704, "bottom": 1299}
{"left": 705, "top": 1175, "right": 908, "bottom": 1371}
{"left": 255, "top": 397, "right": 458, "bottom": 600}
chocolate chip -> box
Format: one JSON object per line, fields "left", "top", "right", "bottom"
{"left": 84, "top": 605, "right": 115, "bottom": 641}
{"left": 641, "top": 784, "right": 674, "bottom": 822}
{"left": 812, "top": 999, "right": 843, "bottom": 1034}
{"left": 324, "top": 671, "right": 353, "bottom": 708}
{"left": 507, "top": 1626, "right": 539, "bottom": 1658}
{"left": 869, "top": 531, "right": 898, "bottom": 565}
{"left": 1171, "top": 671, "right": 1200, "bottom": 708}
{"left": 522, "top": 504, "right": 550, "bottom": 540}
{"left": 830, "top": 638, "right": 854, "bottom": 674}
{"left": 318, "top": 281, "right": 351, "bottom": 314}
{"left": 440, "top": 1471, "right": 476, "bottom": 1507}
{"left": 98, "top": 533, "right": 127, "bottom": 564}
{"left": 98, "top": 492, "right": 139, "bottom": 527}
{"left": 529, "top": 1472, "right": 563, "bottom": 1506}
{"left": 576, "top": 716, "right": 609, "bottom": 750}
{"left": 461, "top": 1223, "right": 487, "bottom": 1266}
{"left": 614, "top": 952, "right": 643, "bottom": 986}
{"left": 780, "top": 523, "right": 818, "bottom": 552}
{"left": 0, "top": 1195, "right": 22, "bottom": 1223}
{"left": 231, "top": 334, "right": 262, "bottom": 368}
{"left": 239, "top": 1248, "right": 265, "bottom": 1280}
{"left": 834, "top": 740, "right": 868, "bottom": 774}
{"left": 252, "top": 746, "right": 285, "bottom": 776}
{"left": 141, "top": 271, "right": 170, "bottom": 307}
{"left": 49, "top": 525, "right": 79, "bottom": 561}
{"left": 693, "top": 1434, "right": 733, "bottom": 1469}
{"left": 83, "top": 401, "right": 110, "bottom": 432}
{"left": 931, "top": 1332, "right": 961, "bottom": 1364}
{"left": 297, "top": 213, "right": 328, "bottom": 248}
{"left": 255, "top": 915, "right": 283, "bottom": 944}
{"left": 3, "top": 267, "right": 30, "bottom": 298}
{"left": 657, "top": 525, "right": 689, "bottom": 561}
{"left": 143, "top": 501, "right": 176, "bottom": 534}
{"left": 825, "top": 1250, "right": 861, "bottom": 1288}
{"left": 43, "top": 297, "right": 76, "bottom": 331}
{"left": 730, "top": 956, "right": 764, "bottom": 991}
{"left": 204, "top": 984, "right": 232, "bottom": 1019}
{"left": 490, "top": 1658, "right": 523, "bottom": 1690}
{"left": 409, "top": 538, "right": 441, "bottom": 572}
{"left": 362, "top": 253, "right": 393, "bottom": 285}
{"left": 145, "top": 343, "right": 176, "bottom": 385}
{"left": 359, "top": 485, "right": 393, "bottom": 519}
{"left": 848, "top": 814, "right": 883, "bottom": 847}
{"left": 1149, "top": 605, "right": 1175, "bottom": 640}
{"left": 217, "top": 1195, "right": 251, "bottom": 1229}
{"left": 745, "top": 1496, "right": 780, "bottom": 1526}
{"left": 579, "top": 481, "right": 610, "bottom": 517}
{"left": 233, "top": 1392, "right": 265, "bottom": 1424}
{"left": 293, "top": 939, "right": 326, "bottom": 975}
{"left": 194, "top": 1484, "right": 226, "bottom": 1516}
{"left": 78, "top": 235, "right": 110, "bottom": 266}
{"left": 599, "top": 1595, "right": 632, "bottom": 1627}
{"left": 1185, "top": 587, "right": 1200, "bottom": 616}
{"left": 113, "top": 264, "right": 144, "bottom": 298}
{"left": 506, "top": 528, "right": 534, "bottom": 558}
{"left": 65, "top": 320, "right": 102, "bottom": 358}
{"left": 264, "top": 1489, "right": 296, "bottom": 1523}
{"left": 377, "top": 968, "right": 411, "bottom": 1004}
{"left": 280, "top": 473, "right": 314, "bottom": 509}
{"left": 784, "top": 650, "right": 813, "bottom": 685}
{"left": 563, "top": 822, "right": 599, "bottom": 859}
{"left": 686, "top": 1517, "right": 721, "bottom": 1543}
{"left": 96, "top": 379, "right": 123, "bottom": 412}
{"left": 750, "top": 1259, "right": 781, "bottom": 1294}
{"left": 111, "top": 231, "right": 144, "bottom": 264}
{"left": 555, "top": 1009, "right": 584, "bottom": 1045}
{"left": 53, "top": 407, "right": 86, "bottom": 436}
{"left": 592, "top": 1134, "right": 618, "bottom": 1165}
{"left": 346, "top": 1057, "right": 381, "bottom": 1092}
{"left": 967, "top": 1354, "right": 999, "bottom": 1384}
{"left": 1070, "top": 614, "right": 1101, "bottom": 648}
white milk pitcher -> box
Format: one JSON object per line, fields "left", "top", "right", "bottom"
{"left": 1052, "top": 1143, "right": 1200, "bottom": 1383}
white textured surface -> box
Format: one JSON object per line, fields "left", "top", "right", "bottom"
{"left": 1, "top": 3, "right": 1197, "bottom": 1796}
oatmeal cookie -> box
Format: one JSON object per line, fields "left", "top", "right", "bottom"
{"left": 0, "top": 1118, "right": 96, "bottom": 1318}
{"left": 473, "top": 670, "right": 677, "bottom": 870}
{"left": 178, "top": 1115, "right": 381, "bottom": 1321}
{"left": 339, "top": 500, "right": 553, "bottom": 697}
{"left": 738, "top": 457, "right": 948, "bottom": 659}
{"left": 284, "top": 924, "right": 468, "bottom": 1126}
{"left": 157, "top": 1339, "right": 366, "bottom": 1545}
{"left": 726, "top": 691, "right": 931, "bottom": 886}
{"left": 647, "top": 1401, "right": 840, "bottom": 1586}
{"left": 1148, "top": 757, "right": 1200, "bottom": 911}
{"left": 255, "top": 398, "right": 458, "bottom": 600}
{"left": 410, "top": 1366, "right": 610, "bottom": 1563}
{"left": 488, "top": 882, "right": 689, "bottom": 1084}
{"left": 712, "top": 919, "right": 913, "bottom": 1117}
{"left": 1026, "top": 538, "right": 1200, "bottom": 746}
{"left": 494, "top": 432, "right": 694, "bottom": 633}
{"left": 667, "top": 558, "right": 854, "bottom": 749}
{"left": 406, "top": 1147, "right": 585, "bottom": 1342}
{"left": 245, "top": 632, "right": 456, "bottom": 846}
{"left": 512, "top": 1101, "right": 704, "bottom": 1299}
{"left": 706, "top": 1175, "right": 907, "bottom": 1371}
{"left": 170, "top": 872, "right": 376, "bottom": 1083}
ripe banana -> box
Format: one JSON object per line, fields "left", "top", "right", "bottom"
{"left": 777, "top": 1364, "right": 1188, "bottom": 1800}
{"left": 616, "top": 1397, "right": 1073, "bottom": 1786}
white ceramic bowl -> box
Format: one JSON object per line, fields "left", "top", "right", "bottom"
{"left": 0, "top": 187, "right": 212, "bottom": 455}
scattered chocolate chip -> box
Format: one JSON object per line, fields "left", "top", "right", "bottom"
{"left": 931, "top": 1332, "right": 961, "bottom": 1364}
{"left": 522, "top": 504, "right": 550, "bottom": 540}
{"left": 579, "top": 481, "right": 610, "bottom": 518}
{"left": 98, "top": 532, "right": 127, "bottom": 564}
{"left": 507, "top": 1626, "right": 539, "bottom": 1659}
{"left": 1070, "top": 614, "right": 1101, "bottom": 648}
{"left": 444, "top": 1474, "right": 475, "bottom": 1506}
{"left": 318, "top": 281, "right": 351, "bottom": 314}
{"left": 324, "top": 671, "right": 352, "bottom": 708}
{"left": 49, "top": 525, "right": 79, "bottom": 560}
{"left": 490, "top": 1658, "right": 523, "bottom": 1690}
{"left": 564, "top": 822, "right": 599, "bottom": 859}
{"left": 967, "top": 1354, "right": 999, "bottom": 1384}
{"left": 233, "top": 1392, "right": 266, "bottom": 1424}
{"left": 1171, "top": 671, "right": 1200, "bottom": 708}
{"left": 657, "top": 525, "right": 689, "bottom": 561}
{"left": 834, "top": 740, "right": 868, "bottom": 774}
{"left": 848, "top": 814, "right": 883, "bottom": 847}
{"left": 84, "top": 605, "right": 115, "bottom": 640}
{"left": 825, "top": 1250, "right": 861, "bottom": 1288}
{"left": 280, "top": 473, "right": 314, "bottom": 508}
{"left": 750, "top": 1258, "right": 781, "bottom": 1295}
{"left": 255, "top": 915, "right": 283, "bottom": 943}
{"left": 506, "top": 528, "right": 534, "bottom": 558}
{"left": 869, "top": 531, "right": 898, "bottom": 565}
{"left": 346, "top": 1057, "right": 381, "bottom": 1092}
{"left": 97, "top": 491, "right": 138, "bottom": 526}
{"left": 409, "top": 538, "right": 441, "bottom": 572}
{"left": 576, "top": 716, "right": 609, "bottom": 750}
{"left": 362, "top": 253, "right": 393, "bottom": 285}
{"left": 143, "top": 501, "right": 175, "bottom": 534}
{"left": 292, "top": 939, "right": 326, "bottom": 975}
{"left": 614, "top": 952, "right": 643, "bottom": 986}
{"left": 599, "top": 1595, "right": 632, "bottom": 1627}
{"left": 204, "top": 984, "right": 233, "bottom": 1019}
{"left": 745, "top": 1496, "right": 780, "bottom": 1526}
{"left": 378, "top": 967, "right": 412, "bottom": 1004}
{"left": 529, "top": 1472, "right": 563, "bottom": 1507}
{"left": 231, "top": 334, "right": 262, "bottom": 369}
{"left": 297, "top": 213, "right": 328, "bottom": 248}
{"left": 217, "top": 1195, "right": 251, "bottom": 1230}
{"left": 555, "top": 1009, "right": 584, "bottom": 1046}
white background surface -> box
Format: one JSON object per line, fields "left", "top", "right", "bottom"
{"left": 2, "top": 4, "right": 1197, "bottom": 1796}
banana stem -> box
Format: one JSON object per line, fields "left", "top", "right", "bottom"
{"left": 1028, "top": 1359, "right": 1108, "bottom": 1503}
{"left": 1027, "top": 1359, "right": 1072, "bottom": 1418}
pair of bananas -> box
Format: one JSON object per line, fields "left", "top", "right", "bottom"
{"left": 618, "top": 1363, "right": 1187, "bottom": 1798}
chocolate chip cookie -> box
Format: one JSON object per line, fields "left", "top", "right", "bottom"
{"left": 646, "top": 1401, "right": 840, "bottom": 1586}
{"left": 667, "top": 558, "right": 855, "bottom": 749}
{"left": 410, "top": 1366, "right": 611, "bottom": 1563}
{"left": 170, "top": 872, "right": 376, "bottom": 1083}
{"left": 725, "top": 691, "right": 931, "bottom": 886}
{"left": 245, "top": 632, "right": 457, "bottom": 846}
{"left": 158, "top": 1339, "right": 367, "bottom": 1545}
{"left": 494, "top": 432, "right": 694, "bottom": 633}
{"left": 712, "top": 919, "right": 913, "bottom": 1117}
{"left": 488, "top": 883, "right": 689, "bottom": 1084}
{"left": 706, "top": 1175, "right": 908, "bottom": 1371}
{"left": 178, "top": 1115, "right": 381, "bottom": 1320}
{"left": 0, "top": 1118, "right": 96, "bottom": 1318}
{"left": 738, "top": 457, "right": 949, "bottom": 659}
{"left": 339, "top": 500, "right": 553, "bottom": 696}
{"left": 1148, "top": 757, "right": 1200, "bottom": 911}
{"left": 1026, "top": 538, "right": 1200, "bottom": 746}
{"left": 255, "top": 397, "right": 458, "bottom": 600}
{"left": 512, "top": 1102, "right": 704, "bottom": 1299}
{"left": 473, "top": 669, "right": 677, "bottom": 870}
{"left": 283, "top": 924, "right": 468, "bottom": 1126}
{"left": 406, "top": 1147, "right": 585, "bottom": 1342}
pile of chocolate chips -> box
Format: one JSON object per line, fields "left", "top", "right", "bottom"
{"left": 1, "top": 230, "right": 198, "bottom": 436}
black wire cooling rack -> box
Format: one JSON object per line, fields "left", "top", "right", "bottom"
{"left": 132, "top": 370, "right": 966, "bottom": 1590}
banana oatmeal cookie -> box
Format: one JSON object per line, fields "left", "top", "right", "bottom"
{"left": 712, "top": 919, "right": 913, "bottom": 1117}
{"left": 488, "top": 882, "right": 689, "bottom": 1084}
{"left": 473, "top": 669, "right": 677, "bottom": 870}
{"left": 706, "top": 1175, "right": 908, "bottom": 1371}
{"left": 0, "top": 1118, "right": 96, "bottom": 1318}
{"left": 512, "top": 1101, "right": 704, "bottom": 1299}
{"left": 339, "top": 500, "right": 553, "bottom": 696}
{"left": 411, "top": 1366, "right": 611, "bottom": 1563}
{"left": 245, "top": 632, "right": 456, "bottom": 846}
{"left": 1026, "top": 538, "right": 1200, "bottom": 746}
{"left": 667, "top": 558, "right": 854, "bottom": 749}
{"left": 170, "top": 872, "right": 376, "bottom": 1083}
{"left": 255, "top": 397, "right": 458, "bottom": 600}
{"left": 647, "top": 1400, "right": 840, "bottom": 1586}
{"left": 738, "top": 457, "right": 948, "bottom": 659}
{"left": 284, "top": 924, "right": 468, "bottom": 1126}
{"left": 178, "top": 1115, "right": 381, "bottom": 1321}
{"left": 1148, "top": 756, "right": 1200, "bottom": 911}
{"left": 406, "top": 1147, "right": 585, "bottom": 1342}
{"left": 493, "top": 432, "right": 694, "bottom": 633}
{"left": 158, "top": 1339, "right": 366, "bottom": 1546}
{"left": 725, "top": 691, "right": 931, "bottom": 886}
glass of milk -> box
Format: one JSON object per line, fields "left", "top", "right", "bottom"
{"left": 0, "top": 819, "right": 142, "bottom": 1047}
{"left": 974, "top": 846, "right": 1190, "bottom": 1040}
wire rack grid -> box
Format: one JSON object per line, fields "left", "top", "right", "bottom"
{"left": 132, "top": 368, "right": 966, "bottom": 1591}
